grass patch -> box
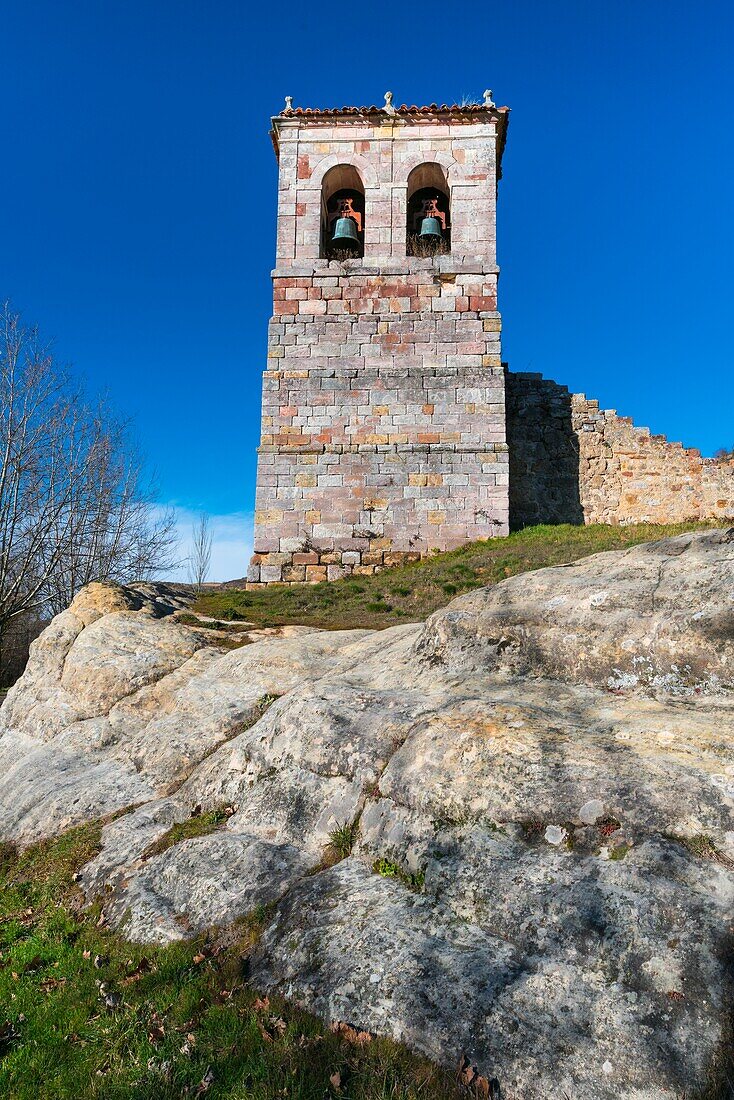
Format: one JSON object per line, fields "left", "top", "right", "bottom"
{"left": 0, "top": 824, "right": 466, "bottom": 1099}
{"left": 372, "top": 858, "right": 425, "bottom": 893}
{"left": 141, "top": 806, "right": 234, "bottom": 861}
{"left": 669, "top": 832, "right": 734, "bottom": 869}
{"left": 176, "top": 613, "right": 252, "bottom": 633}
{"left": 328, "top": 820, "right": 360, "bottom": 861}
{"left": 174, "top": 613, "right": 254, "bottom": 651}
{"left": 194, "top": 522, "right": 716, "bottom": 631}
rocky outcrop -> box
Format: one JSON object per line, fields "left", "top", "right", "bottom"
{"left": 2, "top": 532, "right": 734, "bottom": 1099}
{"left": 417, "top": 528, "right": 734, "bottom": 691}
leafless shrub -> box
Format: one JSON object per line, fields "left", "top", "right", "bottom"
{"left": 323, "top": 244, "right": 362, "bottom": 261}
{"left": 407, "top": 233, "right": 450, "bottom": 258}
{"left": 0, "top": 302, "right": 178, "bottom": 673}
{"left": 187, "top": 513, "right": 212, "bottom": 593}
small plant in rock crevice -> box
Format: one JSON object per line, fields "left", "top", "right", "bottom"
{"left": 669, "top": 832, "right": 734, "bottom": 868}
{"left": 597, "top": 816, "right": 621, "bottom": 838}
{"left": 323, "top": 819, "right": 360, "bottom": 866}
{"left": 372, "top": 858, "right": 425, "bottom": 892}
{"left": 608, "top": 841, "right": 631, "bottom": 861}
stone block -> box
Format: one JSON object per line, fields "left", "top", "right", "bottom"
{"left": 279, "top": 537, "right": 309, "bottom": 553}
{"left": 260, "top": 565, "right": 283, "bottom": 583}
{"left": 362, "top": 552, "right": 385, "bottom": 566}
{"left": 305, "top": 565, "right": 328, "bottom": 582}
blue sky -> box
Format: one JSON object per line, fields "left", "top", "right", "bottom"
{"left": 3, "top": 1, "right": 733, "bottom": 578}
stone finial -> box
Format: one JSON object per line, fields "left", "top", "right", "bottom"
{"left": 284, "top": 95, "right": 293, "bottom": 112}
{"left": 483, "top": 89, "right": 495, "bottom": 108}
{"left": 384, "top": 90, "right": 396, "bottom": 115}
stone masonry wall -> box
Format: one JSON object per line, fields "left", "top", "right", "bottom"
{"left": 248, "top": 105, "right": 509, "bottom": 585}
{"left": 507, "top": 371, "right": 734, "bottom": 527}
{"left": 249, "top": 263, "right": 507, "bottom": 583}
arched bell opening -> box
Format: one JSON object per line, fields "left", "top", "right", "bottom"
{"left": 406, "top": 163, "right": 451, "bottom": 257}
{"left": 320, "top": 165, "right": 365, "bottom": 260}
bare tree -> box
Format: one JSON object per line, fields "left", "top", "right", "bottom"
{"left": 0, "top": 303, "right": 178, "bottom": 667}
{"left": 188, "top": 513, "right": 212, "bottom": 593}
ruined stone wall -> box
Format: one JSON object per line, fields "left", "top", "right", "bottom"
{"left": 507, "top": 370, "right": 734, "bottom": 527}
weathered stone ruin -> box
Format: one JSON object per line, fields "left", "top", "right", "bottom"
{"left": 248, "top": 94, "right": 734, "bottom": 584}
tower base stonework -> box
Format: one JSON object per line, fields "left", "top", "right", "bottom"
{"left": 248, "top": 260, "right": 508, "bottom": 585}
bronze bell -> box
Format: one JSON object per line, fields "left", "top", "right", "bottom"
{"left": 331, "top": 216, "right": 360, "bottom": 247}
{"left": 416, "top": 195, "right": 446, "bottom": 242}
{"left": 419, "top": 215, "right": 443, "bottom": 240}
{"left": 328, "top": 196, "right": 362, "bottom": 251}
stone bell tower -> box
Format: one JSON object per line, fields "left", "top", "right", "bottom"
{"left": 248, "top": 91, "right": 510, "bottom": 585}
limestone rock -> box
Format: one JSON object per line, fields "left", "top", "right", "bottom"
{"left": 417, "top": 528, "right": 734, "bottom": 693}
{"left": 0, "top": 584, "right": 372, "bottom": 843}
{"left": 1, "top": 534, "right": 734, "bottom": 1098}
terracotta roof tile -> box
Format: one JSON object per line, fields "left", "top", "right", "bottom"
{"left": 285, "top": 103, "right": 508, "bottom": 117}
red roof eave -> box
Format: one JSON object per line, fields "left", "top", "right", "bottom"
{"left": 269, "top": 103, "right": 510, "bottom": 175}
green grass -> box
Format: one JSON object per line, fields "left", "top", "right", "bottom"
{"left": 372, "top": 859, "right": 425, "bottom": 893}
{"left": 0, "top": 825, "right": 465, "bottom": 1100}
{"left": 195, "top": 522, "right": 716, "bottom": 631}
{"left": 327, "top": 820, "right": 360, "bottom": 861}
{"left": 141, "top": 807, "right": 234, "bottom": 861}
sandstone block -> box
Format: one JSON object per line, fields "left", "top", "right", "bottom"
{"left": 305, "top": 565, "right": 327, "bottom": 582}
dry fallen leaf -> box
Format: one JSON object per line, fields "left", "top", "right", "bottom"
{"left": 329, "top": 1070, "right": 342, "bottom": 1092}
{"left": 458, "top": 1054, "right": 477, "bottom": 1086}
{"left": 147, "top": 1011, "right": 165, "bottom": 1044}
{"left": 121, "top": 957, "right": 153, "bottom": 986}
{"left": 330, "top": 1021, "right": 372, "bottom": 1045}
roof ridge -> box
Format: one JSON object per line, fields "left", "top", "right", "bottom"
{"left": 281, "top": 103, "right": 510, "bottom": 118}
